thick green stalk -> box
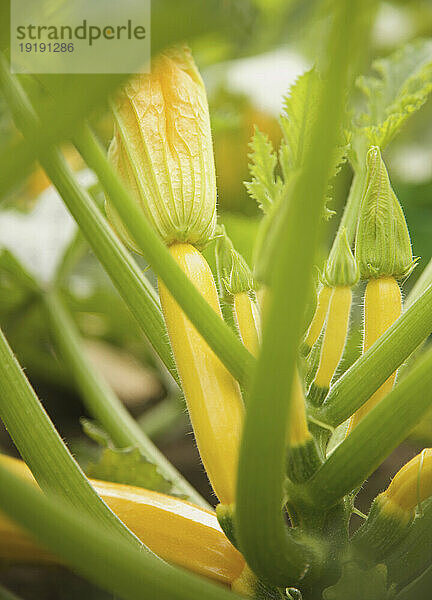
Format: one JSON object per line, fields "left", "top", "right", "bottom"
{"left": 311, "top": 283, "right": 432, "bottom": 427}
{"left": 0, "top": 328, "right": 142, "bottom": 547}
{"left": 0, "top": 463, "right": 242, "bottom": 600}
{"left": 0, "top": 57, "right": 178, "bottom": 384}
{"left": 331, "top": 167, "right": 367, "bottom": 252}
{"left": 298, "top": 348, "right": 432, "bottom": 508}
{"left": 406, "top": 258, "right": 432, "bottom": 308}
{"left": 73, "top": 125, "right": 253, "bottom": 386}
{"left": 235, "top": 0, "right": 368, "bottom": 586}
{"left": 44, "top": 290, "right": 208, "bottom": 508}
{"left": 139, "top": 395, "right": 186, "bottom": 440}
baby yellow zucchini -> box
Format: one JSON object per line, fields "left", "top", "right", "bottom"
{"left": 158, "top": 243, "right": 244, "bottom": 505}
{"left": 307, "top": 228, "right": 358, "bottom": 405}
{"left": 234, "top": 291, "right": 261, "bottom": 357}
{"left": 308, "top": 286, "right": 352, "bottom": 405}
{"left": 348, "top": 276, "right": 402, "bottom": 431}
{"left": 0, "top": 455, "right": 245, "bottom": 585}
{"left": 301, "top": 285, "right": 332, "bottom": 356}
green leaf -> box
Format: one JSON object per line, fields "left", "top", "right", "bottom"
{"left": 323, "top": 563, "right": 395, "bottom": 600}
{"left": 87, "top": 446, "right": 174, "bottom": 496}
{"left": 244, "top": 127, "right": 282, "bottom": 213}
{"left": 280, "top": 69, "right": 348, "bottom": 205}
{"left": 245, "top": 69, "right": 348, "bottom": 220}
{"left": 279, "top": 68, "right": 322, "bottom": 179}
{"left": 353, "top": 39, "right": 432, "bottom": 159}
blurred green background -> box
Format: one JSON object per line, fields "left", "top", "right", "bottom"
{"left": 0, "top": 0, "right": 431, "bottom": 597}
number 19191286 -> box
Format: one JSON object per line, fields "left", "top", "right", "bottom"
{"left": 19, "top": 42, "right": 74, "bottom": 52}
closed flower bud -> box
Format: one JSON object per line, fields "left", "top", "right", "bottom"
{"left": 382, "top": 448, "right": 432, "bottom": 514}
{"left": 107, "top": 45, "right": 217, "bottom": 250}
{"left": 323, "top": 227, "right": 359, "bottom": 288}
{"left": 355, "top": 146, "right": 415, "bottom": 279}
{"left": 353, "top": 449, "right": 432, "bottom": 560}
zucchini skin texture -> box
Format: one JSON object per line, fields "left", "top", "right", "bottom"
{"left": 158, "top": 243, "right": 244, "bottom": 506}
{"left": 0, "top": 455, "right": 244, "bottom": 585}
{"left": 234, "top": 291, "right": 261, "bottom": 357}
{"left": 348, "top": 277, "right": 401, "bottom": 432}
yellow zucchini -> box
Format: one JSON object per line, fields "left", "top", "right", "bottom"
{"left": 233, "top": 291, "right": 261, "bottom": 357}
{"left": 308, "top": 286, "right": 352, "bottom": 404}
{"left": 158, "top": 243, "right": 244, "bottom": 505}
{"left": 0, "top": 455, "right": 245, "bottom": 585}
{"left": 348, "top": 276, "right": 401, "bottom": 432}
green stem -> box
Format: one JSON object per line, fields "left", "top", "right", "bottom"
{"left": 311, "top": 283, "right": 432, "bottom": 427}
{"left": 53, "top": 228, "right": 87, "bottom": 287}
{"left": 298, "top": 347, "right": 432, "bottom": 508}
{"left": 73, "top": 125, "right": 254, "bottom": 387}
{"left": 139, "top": 395, "right": 187, "bottom": 441}
{"left": 0, "top": 327, "right": 142, "bottom": 548}
{"left": 235, "top": 0, "right": 368, "bottom": 586}
{"left": 0, "top": 463, "right": 242, "bottom": 600}
{"left": 406, "top": 257, "right": 432, "bottom": 308}
{"left": 0, "top": 57, "right": 178, "bottom": 385}
{"left": 331, "top": 166, "right": 367, "bottom": 252}
{"left": 43, "top": 290, "right": 208, "bottom": 508}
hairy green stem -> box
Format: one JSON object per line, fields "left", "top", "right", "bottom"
{"left": 73, "top": 125, "right": 254, "bottom": 386}
{"left": 311, "top": 283, "right": 432, "bottom": 427}
{"left": 0, "top": 463, "right": 242, "bottom": 600}
{"left": 298, "top": 347, "right": 432, "bottom": 508}
{"left": 235, "top": 0, "right": 368, "bottom": 586}
{"left": 331, "top": 167, "right": 367, "bottom": 252}
{"left": 44, "top": 290, "right": 208, "bottom": 507}
{"left": 0, "top": 327, "right": 142, "bottom": 547}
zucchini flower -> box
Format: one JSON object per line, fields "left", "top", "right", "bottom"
{"left": 107, "top": 47, "right": 244, "bottom": 507}
{"left": 107, "top": 45, "right": 217, "bottom": 251}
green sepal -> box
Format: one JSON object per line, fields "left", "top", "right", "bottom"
{"left": 355, "top": 147, "right": 416, "bottom": 280}
{"left": 215, "top": 225, "right": 256, "bottom": 298}
{"left": 299, "top": 341, "right": 311, "bottom": 358}
{"left": 286, "top": 438, "right": 322, "bottom": 484}
{"left": 307, "top": 383, "right": 329, "bottom": 406}
{"left": 216, "top": 503, "right": 238, "bottom": 549}
{"left": 352, "top": 497, "right": 412, "bottom": 561}
{"left": 323, "top": 228, "right": 359, "bottom": 288}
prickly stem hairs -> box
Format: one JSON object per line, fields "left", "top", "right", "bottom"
{"left": 0, "top": 455, "right": 245, "bottom": 585}
{"left": 348, "top": 147, "right": 414, "bottom": 432}
{"left": 308, "top": 228, "right": 359, "bottom": 405}
{"left": 107, "top": 46, "right": 244, "bottom": 506}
